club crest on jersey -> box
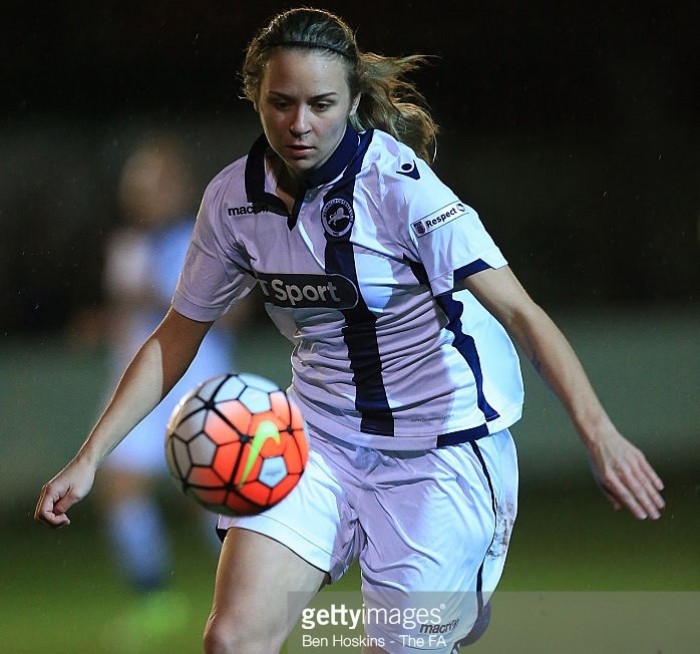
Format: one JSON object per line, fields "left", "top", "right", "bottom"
{"left": 411, "top": 201, "right": 467, "bottom": 237}
{"left": 321, "top": 198, "right": 354, "bottom": 238}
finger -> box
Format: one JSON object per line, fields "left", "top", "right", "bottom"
{"left": 623, "top": 478, "right": 656, "bottom": 520}
{"left": 626, "top": 447, "right": 664, "bottom": 487}
{"left": 34, "top": 486, "right": 73, "bottom": 528}
{"left": 46, "top": 513, "right": 71, "bottom": 529}
{"left": 34, "top": 502, "right": 72, "bottom": 528}
{"left": 34, "top": 487, "right": 51, "bottom": 523}
{"left": 631, "top": 466, "right": 666, "bottom": 517}
{"left": 54, "top": 492, "right": 80, "bottom": 516}
{"left": 638, "top": 457, "right": 665, "bottom": 494}
{"left": 620, "top": 454, "right": 665, "bottom": 517}
{"left": 647, "top": 466, "right": 665, "bottom": 492}
{"left": 615, "top": 466, "right": 664, "bottom": 520}
{"left": 601, "top": 473, "right": 651, "bottom": 520}
{"left": 621, "top": 492, "right": 650, "bottom": 520}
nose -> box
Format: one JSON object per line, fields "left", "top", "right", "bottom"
{"left": 289, "top": 105, "right": 311, "bottom": 137}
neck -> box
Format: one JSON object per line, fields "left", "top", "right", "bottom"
{"left": 266, "top": 154, "right": 301, "bottom": 213}
{"left": 276, "top": 158, "right": 303, "bottom": 197}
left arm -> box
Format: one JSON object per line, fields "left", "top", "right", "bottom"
{"left": 461, "top": 266, "right": 665, "bottom": 520}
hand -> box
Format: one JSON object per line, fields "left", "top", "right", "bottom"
{"left": 34, "top": 456, "right": 97, "bottom": 529}
{"left": 587, "top": 429, "right": 665, "bottom": 520}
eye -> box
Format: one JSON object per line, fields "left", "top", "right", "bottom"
{"left": 265, "top": 96, "right": 290, "bottom": 110}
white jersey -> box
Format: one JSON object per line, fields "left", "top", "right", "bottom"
{"left": 173, "top": 127, "right": 523, "bottom": 450}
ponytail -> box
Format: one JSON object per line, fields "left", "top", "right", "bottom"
{"left": 351, "top": 53, "right": 438, "bottom": 164}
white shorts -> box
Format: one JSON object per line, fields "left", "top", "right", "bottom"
{"left": 218, "top": 426, "right": 518, "bottom": 654}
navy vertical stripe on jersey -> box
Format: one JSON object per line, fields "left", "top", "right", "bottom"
{"left": 437, "top": 294, "right": 500, "bottom": 423}
{"left": 322, "top": 130, "right": 394, "bottom": 435}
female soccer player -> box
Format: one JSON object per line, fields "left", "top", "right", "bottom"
{"left": 35, "top": 8, "right": 665, "bottom": 654}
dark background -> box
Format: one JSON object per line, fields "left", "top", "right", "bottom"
{"left": 1, "top": 6, "right": 698, "bottom": 651}
{"left": 2, "top": 0, "right": 698, "bottom": 334}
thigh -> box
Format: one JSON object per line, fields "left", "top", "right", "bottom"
{"left": 210, "top": 527, "right": 327, "bottom": 647}
{"left": 217, "top": 430, "right": 362, "bottom": 581}
{"left": 359, "top": 430, "right": 518, "bottom": 653}
{"left": 470, "top": 428, "right": 519, "bottom": 591}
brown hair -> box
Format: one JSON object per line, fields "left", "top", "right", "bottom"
{"left": 242, "top": 8, "right": 438, "bottom": 163}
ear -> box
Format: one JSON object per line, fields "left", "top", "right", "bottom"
{"left": 349, "top": 93, "right": 361, "bottom": 117}
{"left": 252, "top": 90, "right": 262, "bottom": 113}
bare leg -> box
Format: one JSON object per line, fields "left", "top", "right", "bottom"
{"left": 203, "top": 527, "right": 328, "bottom": 654}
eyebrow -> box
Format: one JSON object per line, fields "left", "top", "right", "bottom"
{"left": 266, "top": 91, "right": 339, "bottom": 102}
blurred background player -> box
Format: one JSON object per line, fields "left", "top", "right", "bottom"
{"left": 95, "top": 134, "right": 248, "bottom": 648}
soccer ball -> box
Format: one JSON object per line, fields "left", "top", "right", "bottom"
{"left": 165, "top": 372, "right": 308, "bottom": 516}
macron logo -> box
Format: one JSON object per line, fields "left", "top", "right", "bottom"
{"left": 419, "top": 619, "right": 460, "bottom": 635}
{"left": 411, "top": 202, "right": 467, "bottom": 237}
{"left": 227, "top": 205, "right": 256, "bottom": 216}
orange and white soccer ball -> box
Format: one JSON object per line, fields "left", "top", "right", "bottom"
{"left": 165, "top": 373, "right": 308, "bottom": 516}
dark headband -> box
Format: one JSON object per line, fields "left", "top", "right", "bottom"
{"left": 264, "top": 40, "right": 355, "bottom": 61}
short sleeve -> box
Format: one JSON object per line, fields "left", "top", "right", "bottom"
{"left": 172, "top": 176, "right": 256, "bottom": 321}
{"left": 395, "top": 161, "right": 507, "bottom": 296}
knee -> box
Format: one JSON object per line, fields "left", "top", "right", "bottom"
{"left": 202, "top": 613, "right": 239, "bottom": 654}
{"left": 203, "top": 610, "right": 282, "bottom": 654}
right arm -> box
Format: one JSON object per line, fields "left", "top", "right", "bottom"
{"left": 34, "top": 308, "right": 213, "bottom": 528}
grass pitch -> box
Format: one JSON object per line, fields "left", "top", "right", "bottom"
{"left": 4, "top": 479, "right": 698, "bottom": 653}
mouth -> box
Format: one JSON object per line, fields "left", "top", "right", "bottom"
{"left": 286, "top": 144, "right": 314, "bottom": 156}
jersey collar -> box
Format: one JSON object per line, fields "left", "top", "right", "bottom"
{"left": 302, "top": 124, "right": 361, "bottom": 189}
{"left": 244, "top": 124, "right": 361, "bottom": 217}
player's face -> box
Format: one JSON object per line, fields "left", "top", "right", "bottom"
{"left": 256, "top": 49, "right": 360, "bottom": 180}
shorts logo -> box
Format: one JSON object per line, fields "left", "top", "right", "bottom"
{"left": 411, "top": 202, "right": 467, "bottom": 237}
{"left": 321, "top": 198, "right": 354, "bottom": 238}
{"left": 257, "top": 273, "right": 358, "bottom": 309}
{"left": 419, "top": 619, "right": 460, "bottom": 635}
